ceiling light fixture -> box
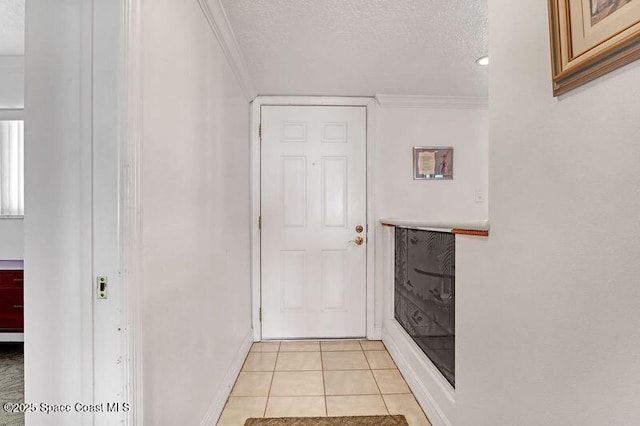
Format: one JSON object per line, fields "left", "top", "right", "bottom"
{"left": 476, "top": 55, "right": 489, "bottom": 66}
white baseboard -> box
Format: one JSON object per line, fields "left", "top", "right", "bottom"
{"left": 0, "top": 333, "right": 24, "bottom": 342}
{"left": 383, "top": 320, "right": 454, "bottom": 426}
{"left": 200, "top": 329, "right": 254, "bottom": 426}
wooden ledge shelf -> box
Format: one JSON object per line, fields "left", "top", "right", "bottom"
{"left": 451, "top": 228, "right": 489, "bottom": 237}
{"left": 380, "top": 219, "right": 490, "bottom": 237}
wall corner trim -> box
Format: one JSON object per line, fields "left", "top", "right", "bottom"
{"left": 375, "top": 94, "right": 488, "bottom": 109}
{"left": 200, "top": 329, "right": 254, "bottom": 426}
{"left": 197, "top": 0, "right": 257, "bottom": 102}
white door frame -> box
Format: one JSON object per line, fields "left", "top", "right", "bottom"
{"left": 250, "top": 96, "right": 378, "bottom": 341}
{"left": 122, "top": 0, "right": 144, "bottom": 424}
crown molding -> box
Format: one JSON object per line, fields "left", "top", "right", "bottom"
{"left": 375, "top": 94, "right": 488, "bottom": 109}
{"left": 197, "top": 0, "right": 257, "bottom": 102}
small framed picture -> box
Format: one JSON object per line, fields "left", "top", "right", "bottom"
{"left": 413, "top": 147, "right": 453, "bottom": 180}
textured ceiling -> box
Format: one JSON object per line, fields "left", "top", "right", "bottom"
{"left": 219, "top": 0, "right": 488, "bottom": 97}
{"left": 0, "top": 0, "right": 24, "bottom": 55}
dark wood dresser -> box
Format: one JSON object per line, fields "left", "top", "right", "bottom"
{"left": 0, "top": 269, "right": 24, "bottom": 332}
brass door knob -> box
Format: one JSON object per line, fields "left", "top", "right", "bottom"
{"left": 355, "top": 225, "right": 364, "bottom": 233}
{"left": 349, "top": 236, "right": 364, "bottom": 246}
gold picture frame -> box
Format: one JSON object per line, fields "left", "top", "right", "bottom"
{"left": 548, "top": 0, "right": 640, "bottom": 96}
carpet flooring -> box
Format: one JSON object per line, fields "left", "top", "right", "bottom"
{"left": 0, "top": 343, "right": 24, "bottom": 426}
{"left": 245, "top": 415, "right": 408, "bottom": 426}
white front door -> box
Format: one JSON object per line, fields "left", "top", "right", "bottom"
{"left": 261, "top": 106, "right": 367, "bottom": 339}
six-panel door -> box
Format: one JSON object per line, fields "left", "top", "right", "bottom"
{"left": 261, "top": 106, "right": 367, "bottom": 339}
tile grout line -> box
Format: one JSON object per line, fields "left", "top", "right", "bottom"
{"left": 262, "top": 341, "right": 281, "bottom": 417}
{"left": 239, "top": 349, "right": 250, "bottom": 373}
{"left": 320, "top": 342, "right": 328, "bottom": 417}
{"left": 362, "top": 341, "right": 390, "bottom": 415}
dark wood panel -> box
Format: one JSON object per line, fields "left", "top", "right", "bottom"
{"left": 0, "top": 270, "right": 24, "bottom": 287}
{"left": 0, "top": 270, "right": 24, "bottom": 332}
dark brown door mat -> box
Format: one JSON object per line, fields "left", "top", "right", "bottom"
{"left": 245, "top": 415, "right": 409, "bottom": 426}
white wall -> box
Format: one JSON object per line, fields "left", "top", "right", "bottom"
{"left": 140, "top": 0, "right": 252, "bottom": 424}
{"left": 457, "top": 1, "right": 640, "bottom": 425}
{"left": 375, "top": 104, "right": 488, "bottom": 335}
{"left": 374, "top": 105, "right": 489, "bottom": 223}
{"left": 0, "top": 56, "right": 24, "bottom": 260}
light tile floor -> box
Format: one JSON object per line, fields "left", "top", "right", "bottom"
{"left": 217, "top": 340, "right": 431, "bottom": 426}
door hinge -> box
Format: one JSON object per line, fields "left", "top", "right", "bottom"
{"left": 259, "top": 308, "right": 262, "bottom": 322}
{"left": 258, "top": 123, "right": 262, "bottom": 140}
{"left": 258, "top": 215, "right": 262, "bottom": 230}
